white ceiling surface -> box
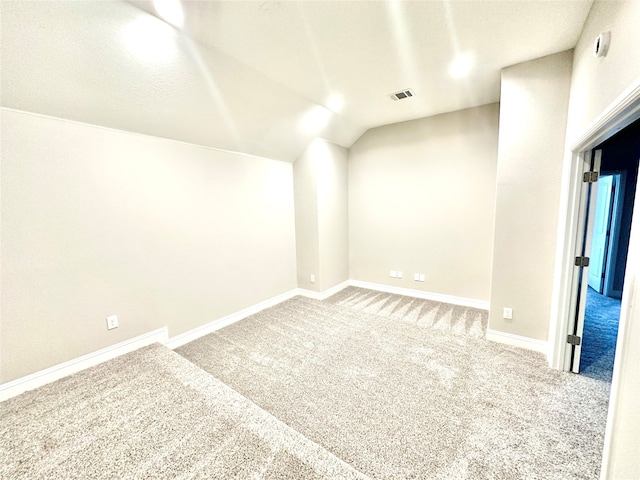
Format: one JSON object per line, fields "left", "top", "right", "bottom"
{"left": 1, "top": 1, "right": 593, "bottom": 163}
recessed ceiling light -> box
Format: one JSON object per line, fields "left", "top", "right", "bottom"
{"left": 153, "top": 0, "right": 184, "bottom": 29}
{"left": 449, "top": 53, "right": 474, "bottom": 78}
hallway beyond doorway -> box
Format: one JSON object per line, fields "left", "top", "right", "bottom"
{"left": 579, "top": 287, "right": 621, "bottom": 382}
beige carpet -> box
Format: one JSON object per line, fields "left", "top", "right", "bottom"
{"left": 326, "top": 287, "right": 488, "bottom": 338}
{"left": 177, "top": 287, "right": 611, "bottom": 479}
{"left": 1, "top": 287, "right": 611, "bottom": 479}
{"left": 0, "top": 344, "right": 369, "bottom": 480}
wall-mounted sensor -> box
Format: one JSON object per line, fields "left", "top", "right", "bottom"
{"left": 593, "top": 31, "right": 610, "bottom": 58}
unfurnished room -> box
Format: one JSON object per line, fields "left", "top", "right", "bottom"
{"left": 1, "top": 0, "right": 640, "bottom": 479}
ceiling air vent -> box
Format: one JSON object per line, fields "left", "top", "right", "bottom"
{"left": 389, "top": 89, "right": 415, "bottom": 101}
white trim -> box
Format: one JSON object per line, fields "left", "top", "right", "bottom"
{"left": 167, "top": 283, "right": 351, "bottom": 349}
{"left": 0, "top": 286, "right": 349, "bottom": 402}
{"left": 486, "top": 329, "right": 548, "bottom": 355}
{"left": 166, "top": 289, "right": 300, "bottom": 349}
{"left": 296, "top": 280, "right": 350, "bottom": 300}
{"left": 570, "top": 77, "right": 640, "bottom": 152}
{"left": 0, "top": 280, "right": 484, "bottom": 403}
{"left": 348, "top": 280, "right": 489, "bottom": 310}
{"left": 0, "top": 328, "right": 168, "bottom": 403}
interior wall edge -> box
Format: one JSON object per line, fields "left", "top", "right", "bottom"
{"left": 0, "top": 106, "right": 294, "bottom": 165}
{"left": 297, "top": 280, "right": 351, "bottom": 301}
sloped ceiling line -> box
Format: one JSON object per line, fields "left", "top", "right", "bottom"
{"left": 1, "top": 0, "right": 592, "bottom": 162}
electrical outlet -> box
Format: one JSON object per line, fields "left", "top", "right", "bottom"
{"left": 106, "top": 315, "right": 119, "bottom": 330}
{"left": 419, "top": 273, "right": 425, "bottom": 282}
{"left": 390, "top": 270, "right": 397, "bottom": 278}
{"left": 503, "top": 307, "right": 513, "bottom": 320}
{"left": 396, "top": 271, "right": 403, "bottom": 279}
{"left": 414, "top": 273, "right": 420, "bottom": 281}
{"left": 310, "top": 274, "right": 316, "bottom": 283}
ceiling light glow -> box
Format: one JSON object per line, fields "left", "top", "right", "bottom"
{"left": 122, "top": 17, "right": 176, "bottom": 64}
{"left": 449, "top": 53, "right": 474, "bottom": 78}
{"left": 153, "top": 0, "right": 184, "bottom": 29}
{"left": 327, "top": 95, "right": 344, "bottom": 113}
{"left": 300, "top": 106, "right": 331, "bottom": 135}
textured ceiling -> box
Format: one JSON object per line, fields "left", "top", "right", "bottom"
{"left": 1, "top": 0, "right": 593, "bottom": 162}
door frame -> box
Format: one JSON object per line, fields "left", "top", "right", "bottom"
{"left": 549, "top": 79, "right": 640, "bottom": 372}
{"left": 548, "top": 78, "right": 640, "bottom": 479}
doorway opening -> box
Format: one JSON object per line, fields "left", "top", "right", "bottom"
{"left": 568, "top": 118, "right": 640, "bottom": 381}
{"left": 580, "top": 171, "right": 626, "bottom": 381}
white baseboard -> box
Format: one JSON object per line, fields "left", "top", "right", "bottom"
{"left": 486, "top": 328, "right": 548, "bottom": 354}
{"left": 0, "top": 289, "right": 305, "bottom": 402}
{"left": 296, "top": 280, "right": 350, "bottom": 301}
{"left": 166, "top": 289, "right": 300, "bottom": 349}
{"left": 0, "top": 328, "right": 168, "bottom": 403}
{"left": 0, "top": 280, "right": 485, "bottom": 403}
{"left": 348, "top": 280, "right": 490, "bottom": 310}
{"left": 168, "top": 282, "right": 352, "bottom": 349}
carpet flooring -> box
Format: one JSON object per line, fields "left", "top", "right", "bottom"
{"left": 579, "top": 287, "right": 621, "bottom": 382}
{"left": 1, "top": 287, "right": 611, "bottom": 479}
{"left": 177, "top": 287, "right": 611, "bottom": 480}
{"left": 0, "top": 344, "right": 369, "bottom": 480}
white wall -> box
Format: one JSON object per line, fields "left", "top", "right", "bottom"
{"left": 0, "top": 109, "right": 297, "bottom": 383}
{"left": 560, "top": 1, "right": 640, "bottom": 477}
{"left": 565, "top": 0, "right": 640, "bottom": 144}
{"left": 348, "top": 104, "right": 499, "bottom": 302}
{"left": 489, "top": 51, "right": 574, "bottom": 341}
{"left": 294, "top": 138, "right": 349, "bottom": 292}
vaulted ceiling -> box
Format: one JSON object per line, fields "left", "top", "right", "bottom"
{"left": 1, "top": 0, "right": 593, "bottom": 162}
